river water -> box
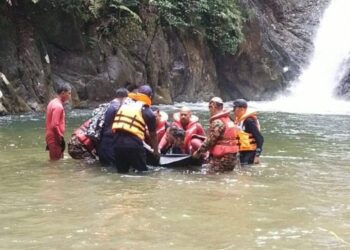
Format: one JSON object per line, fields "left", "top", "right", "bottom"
{"left": 1, "top": 105, "right": 350, "bottom": 249}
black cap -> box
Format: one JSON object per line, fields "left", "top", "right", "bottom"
{"left": 138, "top": 85, "right": 153, "bottom": 97}
{"left": 233, "top": 99, "right": 248, "bottom": 108}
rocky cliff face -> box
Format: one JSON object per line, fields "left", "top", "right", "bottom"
{"left": 216, "top": 0, "right": 331, "bottom": 100}
{"left": 0, "top": 0, "right": 331, "bottom": 115}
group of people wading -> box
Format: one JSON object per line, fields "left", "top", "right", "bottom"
{"left": 45, "top": 83, "right": 264, "bottom": 174}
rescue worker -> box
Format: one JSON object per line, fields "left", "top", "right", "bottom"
{"left": 233, "top": 99, "right": 264, "bottom": 165}
{"left": 148, "top": 106, "right": 169, "bottom": 144}
{"left": 193, "top": 97, "right": 239, "bottom": 173}
{"left": 98, "top": 88, "right": 130, "bottom": 166}
{"left": 112, "top": 85, "right": 159, "bottom": 173}
{"left": 45, "top": 83, "right": 71, "bottom": 161}
{"left": 159, "top": 126, "right": 186, "bottom": 154}
{"left": 68, "top": 119, "right": 96, "bottom": 160}
{"left": 170, "top": 106, "right": 206, "bottom": 154}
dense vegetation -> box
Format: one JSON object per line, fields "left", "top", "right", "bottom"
{"left": 4, "top": 0, "right": 244, "bottom": 54}
{"left": 152, "top": 0, "right": 245, "bottom": 54}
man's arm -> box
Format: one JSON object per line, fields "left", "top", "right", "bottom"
{"left": 143, "top": 108, "right": 159, "bottom": 157}
{"left": 194, "top": 119, "right": 225, "bottom": 157}
{"left": 196, "top": 123, "right": 206, "bottom": 136}
{"left": 245, "top": 118, "right": 264, "bottom": 163}
{"left": 51, "top": 106, "right": 64, "bottom": 139}
{"left": 104, "top": 102, "right": 119, "bottom": 129}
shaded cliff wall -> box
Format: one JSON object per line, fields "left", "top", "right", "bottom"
{"left": 0, "top": 0, "right": 331, "bottom": 115}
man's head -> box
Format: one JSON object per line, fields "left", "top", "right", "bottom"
{"left": 179, "top": 106, "right": 192, "bottom": 127}
{"left": 138, "top": 85, "right": 153, "bottom": 98}
{"left": 115, "top": 87, "right": 129, "bottom": 98}
{"left": 56, "top": 83, "right": 71, "bottom": 102}
{"left": 167, "top": 126, "right": 185, "bottom": 147}
{"left": 151, "top": 106, "right": 168, "bottom": 125}
{"left": 233, "top": 99, "right": 248, "bottom": 118}
{"left": 208, "top": 97, "right": 224, "bottom": 116}
{"left": 151, "top": 106, "right": 161, "bottom": 122}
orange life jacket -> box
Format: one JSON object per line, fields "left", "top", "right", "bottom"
{"left": 128, "top": 92, "right": 152, "bottom": 106}
{"left": 209, "top": 111, "right": 239, "bottom": 157}
{"left": 156, "top": 112, "right": 168, "bottom": 143}
{"left": 73, "top": 120, "right": 94, "bottom": 152}
{"left": 235, "top": 109, "right": 260, "bottom": 151}
{"left": 172, "top": 113, "right": 202, "bottom": 153}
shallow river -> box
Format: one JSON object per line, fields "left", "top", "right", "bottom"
{"left": 0, "top": 105, "right": 350, "bottom": 249}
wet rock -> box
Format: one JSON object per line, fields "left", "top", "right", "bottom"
{"left": 0, "top": 0, "right": 333, "bottom": 114}
{"left": 216, "top": 0, "right": 331, "bottom": 100}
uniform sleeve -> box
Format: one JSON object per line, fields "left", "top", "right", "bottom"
{"left": 104, "top": 102, "right": 120, "bottom": 129}
{"left": 196, "top": 123, "right": 206, "bottom": 136}
{"left": 244, "top": 118, "right": 264, "bottom": 155}
{"left": 142, "top": 108, "right": 157, "bottom": 133}
{"left": 197, "top": 119, "right": 225, "bottom": 153}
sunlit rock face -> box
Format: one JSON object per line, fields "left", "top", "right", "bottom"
{"left": 0, "top": 0, "right": 331, "bottom": 114}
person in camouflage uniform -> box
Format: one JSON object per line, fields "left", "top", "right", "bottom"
{"left": 68, "top": 120, "right": 96, "bottom": 160}
{"left": 193, "top": 97, "right": 239, "bottom": 173}
{"left": 68, "top": 135, "right": 95, "bottom": 160}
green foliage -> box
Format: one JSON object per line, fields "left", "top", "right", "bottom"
{"left": 203, "top": 1, "right": 245, "bottom": 54}
{"left": 41, "top": 0, "right": 141, "bottom": 30}
{"left": 92, "top": 0, "right": 142, "bottom": 40}
{"left": 17, "top": 0, "right": 244, "bottom": 54}
{"left": 150, "top": 1, "right": 197, "bottom": 28}
{"left": 151, "top": 0, "right": 245, "bottom": 54}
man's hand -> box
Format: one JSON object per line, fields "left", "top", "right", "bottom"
{"left": 60, "top": 136, "right": 66, "bottom": 153}
{"left": 192, "top": 150, "right": 201, "bottom": 159}
{"left": 153, "top": 149, "right": 160, "bottom": 159}
{"left": 253, "top": 156, "right": 260, "bottom": 164}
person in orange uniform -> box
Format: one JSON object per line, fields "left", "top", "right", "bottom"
{"left": 193, "top": 97, "right": 239, "bottom": 173}
{"left": 150, "top": 106, "right": 169, "bottom": 144}
{"left": 45, "top": 84, "right": 71, "bottom": 160}
{"left": 170, "top": 106, "right": 206, "bottom": 154}
{"left": 233, "top": 99, "right": 264, "bottom": 165}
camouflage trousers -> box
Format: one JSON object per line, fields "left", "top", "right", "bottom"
{"left": 68, "top": 135, "right": 94, "bottom": 160}
{"left": 207, "top": 153, "right": 238, "bottom": 173}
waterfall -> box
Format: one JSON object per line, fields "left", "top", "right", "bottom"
{"left": 291, "top": 0, "right": 350, "bottom": 101}
{"left": 255, "top": 0, "right": 350, "bottom": 115}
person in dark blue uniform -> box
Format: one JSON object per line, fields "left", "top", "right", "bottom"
{"left": 98, "top": 88, "right": 129, "bottom": 166}
{"left": 112, "top": 85, "right": 159, "bottom": 173}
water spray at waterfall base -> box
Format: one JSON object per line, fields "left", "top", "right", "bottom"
{"left": 255, "top": 0, "right": 350, "bottom": 115}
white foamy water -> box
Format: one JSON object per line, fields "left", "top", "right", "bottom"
{"left": 255, "top": 0, "right": 350, "bottom": 115}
